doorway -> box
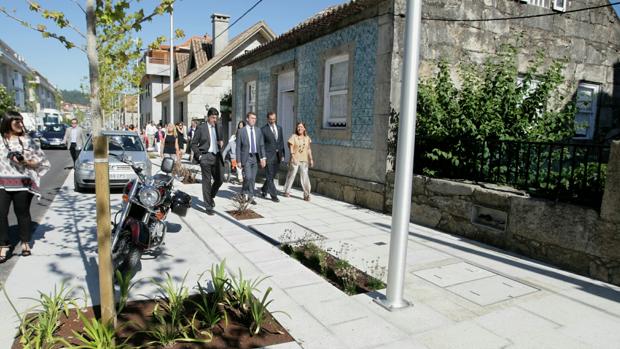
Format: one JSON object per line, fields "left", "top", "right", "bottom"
{"left": 277, "top": 71, "right": 295, "bottom": 162}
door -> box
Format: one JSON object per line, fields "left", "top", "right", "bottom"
{"left": 277, "top": 71, "right": 295, "bottom": 162}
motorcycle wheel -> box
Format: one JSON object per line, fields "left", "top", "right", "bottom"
{"left": 112, "top": 231, "right": 141, "bottom": 278}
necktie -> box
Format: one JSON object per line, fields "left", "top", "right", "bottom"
{"left": 250, "top": 127, "right": 256, "bottom": 153}
{"left": 272, "top": 125, "right": 277, "bottom": 140}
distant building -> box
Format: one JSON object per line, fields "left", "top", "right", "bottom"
{"left": 153, "top": 14, "right": 275, "bottom": 138}
{"left": 0, "top": 39, "right": 59, "bottom": 112}
{"left": 122, "top": 95, "right": 139, "bottom": 129}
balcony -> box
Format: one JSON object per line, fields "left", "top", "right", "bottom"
{"left": 145, "top": 56, "right": 170, "bottom": 76}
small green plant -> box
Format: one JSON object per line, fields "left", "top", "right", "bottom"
{"left": 335, "top": 264, "right": 358, "bottom": 295}
{"left": 228, "top": 269, "right": 269, "bottom": 314}
{"left": 208, "top": 260, "right": 230, "bottom": 304}
{"left": 193, "top": 280, "right": 228, "bottom": 331}
{"left": 363, "top": 257, "right": 386, "bottom": 290}
{"left": 19, "top": 282, "right": 75, "bottom": 349}
{"left": 248, "top": 287, "right": 289, "bottom": 336}
{"left": 60, "top": 309, "right": 125, "bottom": 349}
{"left": 115, "top": 270, "right": 140, "bottom": 313}
{"left": 231, "top": 193, "right": 251, "bottom": 214}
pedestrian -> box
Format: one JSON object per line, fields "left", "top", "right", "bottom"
{"left": 160, "top": 123, "right": 180, "bottom": 161}
{"left": 283, "top": 122, "right": 314, "bottom": 201}
{"left": 187, "top": 120, "right": 197, "bottom": 160}
{"left": 62, "top": 118, "right": 87, "bottom": 164}
{"left": 222, "top": 120, "right": 246, "bottom": 183}
{"left": 260, "top": 112, "right": 285, "bottom": 202}
{"left": 236, "top": 112, "right": 266, "bottom": 205}
{"left": 175, "top": 122, "right": 186, "bottom": 160}
{"left": 146, "top": 121, "right": 157, "bottom": 152}
{"left": 155, "top": 124, "right": 165, "bottom": 154}
{"left": 0, "top": 111, "right": 50, "bottom": 262}
{"left": 190, "top": 107, "right": 224, "bottom": 214}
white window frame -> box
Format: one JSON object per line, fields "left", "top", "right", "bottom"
{"left": 552, "top": 0, "right": 567, "bottom": 12}
{"left": 245, "top": 80, "right": 256, "bottom": 114}
{"left": 573, "top": 82, "right": 600, "bottom": 140}
{"left": 522, "top": 0, "right": 549, "bottom": 8}
{"left": 323, "top": 54, "right": 349, "bottom": 129}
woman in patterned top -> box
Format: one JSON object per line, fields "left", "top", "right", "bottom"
{"left": 283, "top": 122, "right": 314, "bottom": 201}
{"left": 0, "top": 111, "right": 50, "bottom": 262}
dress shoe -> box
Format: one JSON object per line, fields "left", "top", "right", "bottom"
{"left": 260, "top": 191, "right": 267, "bottom": 198}
{"left": 209, "top": 198, "right": 216, "bottom": 207}
{"left": 250, "top": 199, "right": 257, "bottom": 205}
{"left": 271, "top": 197, "right": 280, "bottom": 202}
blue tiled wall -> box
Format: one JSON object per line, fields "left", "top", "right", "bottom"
{"left": 233, "top": 18, "right": 378, "bottom": 149}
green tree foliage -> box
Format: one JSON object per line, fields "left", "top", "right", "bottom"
{"left": 0, "top": 85, "right": 17, "bottom": 115}
{"left": 392, "top": 46, "right": 577, "bottom": 173}
{"left": 61, "top": 89, "right": 89, "bottom": 105}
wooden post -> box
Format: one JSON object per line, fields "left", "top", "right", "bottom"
{"left": 86, "top": 0, "right": 115, "bottom": 325}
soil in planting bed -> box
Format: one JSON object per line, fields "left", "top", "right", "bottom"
{"left": 12, "top": 295, "right": 293, "bottom": 349}
{"left": 281, "top": 244, "right": 386, "bottom": 295}
{"left": 227, "top": 210, "right": 263, "bottom": 220}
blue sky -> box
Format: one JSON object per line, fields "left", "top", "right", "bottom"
{"left": 1, "top": 1, "right": 619, "bottom": 91}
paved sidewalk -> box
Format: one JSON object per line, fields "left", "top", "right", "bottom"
{"left": 1, "top": 158, "right": 619, "bottom": 348}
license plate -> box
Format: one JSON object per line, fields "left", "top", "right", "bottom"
{"left": 110, "top": 174, "right": 127, "bottom": 180}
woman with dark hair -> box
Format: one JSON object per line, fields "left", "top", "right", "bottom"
{"left": 175, "top": 122, "right": 186, "bottom": 159}
{"left": 0, "top": 111, "right": 50, "bottom": 262}
{"left": 283, "top": 122, "right": 314, "bottom": 201}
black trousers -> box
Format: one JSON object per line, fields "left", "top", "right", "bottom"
{"left": 261, "top": 156, "right": 279, "bottom": 198}
{"left": 69, "top": 142, "right": 79, "bottom": 163}
{"left": 199, "top": 153, "right": 223, "bottom": 208}
{"left": 0, "top": 189, "right": 34, "bottom": 245}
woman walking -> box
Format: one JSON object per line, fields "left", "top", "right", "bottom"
{"left": 222, "top": 120, "right": 246, "bottom": 183}
{"left": 175, "top": 122, "right": 186, "bottom": 160}
{"left": 0, "top": 111, "right": 50, "bottom": 262}
{"left": 283, "top": 122, "right": 314, "bottom": 201}
{"left": 161, "top": 123, "right": 180, "bottom": 161}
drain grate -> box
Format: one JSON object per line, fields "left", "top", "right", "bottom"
{"left": 374, "top": 242, "right": 387, "bottom": 246}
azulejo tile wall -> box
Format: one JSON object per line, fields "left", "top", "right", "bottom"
{"left": 233, "top": 18, "right": 378, "bottom": 149}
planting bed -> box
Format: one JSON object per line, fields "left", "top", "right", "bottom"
{"left": 227, "top": 210, "right": 263, "bottom": 220}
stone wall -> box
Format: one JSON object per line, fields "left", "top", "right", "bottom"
{"left": 383, "top": 141, "right": 620, "bottom": 285}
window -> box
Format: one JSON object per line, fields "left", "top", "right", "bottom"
{"left": 574, "top": 83, "right": 600, "bottom": 140}
{"left": 552, "top": 0, "right": 567, "bottom": 12}
{"left": 245, "top": 80, "right": 256, "bottom": 114}
{"left": 323, "top": 54, "right": 349, "bottom": 128}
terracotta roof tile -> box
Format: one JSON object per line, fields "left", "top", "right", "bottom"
{"left": 176, "top": 52, "right": 190, "bottom": 78}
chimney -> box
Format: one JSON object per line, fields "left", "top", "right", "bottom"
{"left": 211, "top": 13, "right": 230, "bottom": 56}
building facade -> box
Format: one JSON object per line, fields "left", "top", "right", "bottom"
{"left": 229, "top": 0, "right": 620, "bottom": 211}
{"left": 0, "top": 39, "right": 59, "bottom": 112}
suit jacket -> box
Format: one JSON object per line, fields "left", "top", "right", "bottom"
{"left": 63, "top": 126, "right": 86, "bottom": 149}
{"left": 261, "top": 123, "right": 285, "bottom": 163}
{"left": 236, "top": 125, "right": 266, "bottom": 165}
{"left": 190, "top": 122, "right": 224, "bottom": 165}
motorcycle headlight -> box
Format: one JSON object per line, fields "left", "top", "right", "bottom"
{"left": 138, "top": 185, "right": 160, "bottom": 207}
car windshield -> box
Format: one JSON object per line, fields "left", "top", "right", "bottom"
{"left": 84, "top": 135, "right": 144, "bottom": 152}
{"left": 44, "top": 124, "right": 65, "bottom": 132}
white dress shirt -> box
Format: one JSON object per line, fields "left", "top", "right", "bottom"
{"left": 70, "top": 127, "right": 78, "bottom": 143}
{"left": 207, "top": 123, "right": 217, "bottom": 153}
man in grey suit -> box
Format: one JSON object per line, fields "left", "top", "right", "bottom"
{"left": 63, "top": 118, "right": 87, "bottom": 163}
{"left": 260, "top": 112, "right": 285, "bottom": 202}
{"left": 236, "top": 112, "right": 266, "bottom": 205}
{"left": 191, "top": 107, "right": 224, "bottom": 214}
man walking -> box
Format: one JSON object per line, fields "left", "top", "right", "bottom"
{"left": 260, "top": 112, "right": 285, "bottom": 202}
{"left": 236, "top": 112, "right": 266, "bottom": 205}
{"left": 63, "top": 118, "right": 86, "bottom": 163}
{"left": 191, "top": 107, "right": 224, "bottom": 214}
{"left": 145, "top": 121, "right": 157, "bottom": 151}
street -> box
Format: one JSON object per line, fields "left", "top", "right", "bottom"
{"left": 0, "top": 149, "right": 73, "bottom": 285}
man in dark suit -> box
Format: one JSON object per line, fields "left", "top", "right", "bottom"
{"left": 260, "top": 112, "right": 285, "bottom": 202}
{"left": 236, "top": 112, "right": 266, "bottom": 205}
{"left": 191, "top": 107, "right": 224, "bottom": 214}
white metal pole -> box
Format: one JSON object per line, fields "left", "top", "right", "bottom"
{"left": 169, "top": 4, "right": 174, "bottom": 125}
{"left": 376, "top": 0, "right": 422, "bottom": 311}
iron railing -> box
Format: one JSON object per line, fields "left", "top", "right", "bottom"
{"left": 414, "top": 139, "right": 610, "bottom": 209}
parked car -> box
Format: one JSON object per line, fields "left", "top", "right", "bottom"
{"left": 74, "top": 131, "right": 152, "bottom": 192}
{"left": 38, "top": 124, "right": 68, "bottom": 149}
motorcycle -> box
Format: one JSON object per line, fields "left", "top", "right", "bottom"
{"left": 111, "top": 153, "right": 191, "bottom": 276}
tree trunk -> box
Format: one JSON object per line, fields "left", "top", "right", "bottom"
{"left": 86, "top": 0, "right": 116, "bottom": 326}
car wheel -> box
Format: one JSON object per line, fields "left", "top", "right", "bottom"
{"left": 74, "top": 174, "right": 83, "bottom": 193}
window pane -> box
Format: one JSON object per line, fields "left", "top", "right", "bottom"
{"left": 329, "top": 61, "right": 348, "bottom": 92}
{"left": 574, "top": 113, "right": 591, "bottom": 137}
{"left": 576, "top": 87, "right": 594, "bottom": 113}
{"left": 329, "top": 93, "right": 347, "bottom": 119}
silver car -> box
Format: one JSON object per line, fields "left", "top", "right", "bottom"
{"left": 74, "top": 131, "right": 152, "bottom": 192}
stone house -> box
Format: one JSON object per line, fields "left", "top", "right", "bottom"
{"left": 155, "top": 14, "right": 275, "bottom": 134}
{"left": 228, "top": 0, "right": 620, "bottom": 211}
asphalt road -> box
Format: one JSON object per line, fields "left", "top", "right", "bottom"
{"left": 0, "top": 149, "right": 73, "bottom": 285}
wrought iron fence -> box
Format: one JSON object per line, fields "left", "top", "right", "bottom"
{"left": 414, "top": 139, "right": 610, "bottom": 209}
